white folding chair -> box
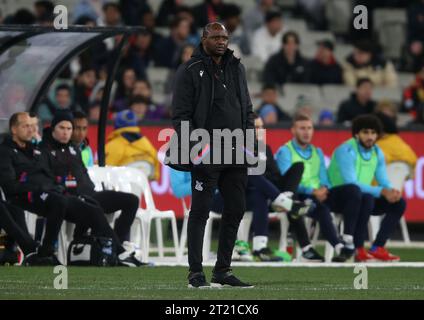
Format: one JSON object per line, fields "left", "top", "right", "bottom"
{"left": 368, "top": 161, "right": 412, "bottom": 244}
{"left": 111, "top": 166, "right": 180, "bottom": 262}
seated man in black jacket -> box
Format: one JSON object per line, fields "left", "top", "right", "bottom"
{"left": 0, "top": 200, "right": 40, "bottom": 265}
{"left": 40, "top": 111, "right": 140, "bottom": 247}
{"left": 0, "top": 112, "right": 143, "bottom": 266}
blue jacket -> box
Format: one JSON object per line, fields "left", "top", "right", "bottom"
{"left": 275, "top": 139, "right": 330, "bottom": 195}
{"left": 332, "top": 139, "right": 391, "bottom": 197}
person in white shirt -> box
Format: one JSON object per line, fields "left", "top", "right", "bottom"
{"left": 251, "top": 9, "right": 285, "bottom": 63}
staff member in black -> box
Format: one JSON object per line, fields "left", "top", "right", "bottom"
{"left": 171, "top": 22, "right": 255, "bottom": 288}
{"left": 0, "top": 112, "right": 139, "bottom": 266}
{"left": 39, "top": 111, "right": 145, "bottom": 267}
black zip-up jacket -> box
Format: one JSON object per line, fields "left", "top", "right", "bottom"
{"left": 0, "top": 135, "right": 62, "bottom": 199}
{"left": 39, "top": 127, "right": 96, "bottom": 197}
{"left": 168, "top": 45, "right": 255, "bottom": 171}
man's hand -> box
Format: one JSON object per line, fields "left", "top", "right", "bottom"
{"left": 312, "top": 187, "right": 328, "bottom": 202}
{"left": 381, "top": 188, "right": 401, "bottom": 203}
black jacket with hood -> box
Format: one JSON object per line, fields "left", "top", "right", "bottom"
{"left": 39, "top": 127, "right": 96, "bottom": 197}
{"left": 167, "top": 44, "right": 255, "bottom": 171}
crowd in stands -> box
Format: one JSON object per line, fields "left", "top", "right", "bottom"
{"left": 2, "top": 0, "right": 424, "bottom": 127}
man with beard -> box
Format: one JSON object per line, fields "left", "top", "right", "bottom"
{"left": 328, "top": 115, "right": 406, "bottom": 262}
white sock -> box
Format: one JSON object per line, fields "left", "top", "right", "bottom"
{"left": 253, "top": 236, "right": 268, "bottom": 252}
{"left": 335, "top": 243, "right": 344, "bottom": 255}
{"left": 302, "top": 244, "right": 312, "bottom": 253}
{"left": 342, "top": 234, "right": 355, "bottom": 250}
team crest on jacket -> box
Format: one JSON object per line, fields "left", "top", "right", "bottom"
{"left": 51, "top": 150, "right": 56, "bottom": 157}
{"left": 199, "top": 70, "right": 204, "bottom": 77}
{"left": 195, "top": 180, "right": 204, "bottom": 192}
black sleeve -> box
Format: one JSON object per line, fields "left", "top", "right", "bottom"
{"left": 240, "top": 64, "right": 255, "bottom": 130}
{"left": 0, "top": 146, "right": 33, "bottom": 196}
{"left": 171, "top": 64, "right": 195, "bottom": 134}
{"left": 336, "top": 101, "right": 349, "bottom": 124}
{"left": 264, "top": 144, "right": 281, "bottom": 183}
{"left": 262, "top": 56, "right": 279, "bottom": 86}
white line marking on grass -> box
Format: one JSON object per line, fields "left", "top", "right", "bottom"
{"left": 151, "top": 261, "right": 424, "bottom": 268}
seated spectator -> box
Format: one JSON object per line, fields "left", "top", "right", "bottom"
{"left": 156, "top": 0, "right": 185, "bottom": 27}
{"left": 132, "top": 80, "right": 168, "bottom": 120}
{"left": 402, "top": 62, "right": 424, "bottom": 122}
{"left": 140, "top": 8, "right": 165, "bottom": 48}
{"left": 74, "top": 66, "right": 98, "bottom": 114}
{"left": 258, "top": 104, "right": 279, "bottom": 125}
{"left": 263, "top": 31, "right": 310, "bottom": 86}
{"left": 154, "top": 17, "right": 191, "bottom": 68}
{"left": 343, "top": 40, "right": 398, "bottom": 87}
{"left": 192, "top": 0, "right": 224, "bottom": 29}
{"left": 88, "top": 100, "right": 101, "bottom": 122}
{"left": 34, "top": 1, "right": 54, "bottom": 24}
{"left": 100, "top": 2, "right": 122, "bottom": 27}
{"left": 123, "top": 31, "right": 154, "bottom": 80}
{"left": 221, "top": 4, "right": 250, "bottom": 57}
{"left": 251, "top": 9, "right": 285, "bottom": 63}
{"left": 256, "top": 84, "right": 291, "bottom": 123}
{"left": 106, "top": 110, "right": 160, "bottom": 180}
{"left": 309, "top": 40, "right": 343, "bottom": 85}
{"left": 72, "top": 111, "right": 95, "bottom": 167}
{"left": 337, "top": 78, "right": 376, "bottom": 125}
{"left": 318, "top": 110, "right": 335, "bottom": 127}
{"left": 164, "top": 44, "right": 196, "bottom": 107}
{"left": 114, "top": 68, "right": 137, "bottom": 110}
{"left": 243, "top": 0, "right": 276, "bottom": 40}
{"left": 175, "top": 6, "right": 201, "bottom": 46}
{"left": 406, "top": 0, "right": 424, "bottom": 72}
{"left": 130, "top": 95, "right": 149, "bottom": 122}
{"left": 119, "top": 0, "right": 151, "bottom": 26}
{"left": 375, "top": 101, "right": 418, "bottom": 174}
{"left": 39, "top": 84, "right": 79, "bottom": 122}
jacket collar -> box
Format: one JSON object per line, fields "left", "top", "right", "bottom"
{"left": 191, "top": 44, "right": 239, "bottom": 67}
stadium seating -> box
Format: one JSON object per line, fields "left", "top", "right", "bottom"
{"left": 324, "top": 0, "right": 353, "bottom": 35}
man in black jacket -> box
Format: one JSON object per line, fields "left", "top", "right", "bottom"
{"left": 337, "top": 78, "right": 376, "bottom": 125}
{"left": 0, "top": 112, "right": 139, "bottom": 266}
{"left": 40, "top": 112, "right": 140, "bottom": 250}
{"left": 262, "top": 31, "right": 310, "bottom": 86}
{"left": 170, "top": 22, "right": 256, "bottom": 288}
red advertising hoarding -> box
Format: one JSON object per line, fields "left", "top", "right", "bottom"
{"left": 87, "top": 125, "right": 424, "bottom": 222}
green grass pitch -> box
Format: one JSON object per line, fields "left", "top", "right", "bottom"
{"left": 1, "top": 247, "right": 424, "bottom": 300}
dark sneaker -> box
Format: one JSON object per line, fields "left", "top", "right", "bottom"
{"left": 332, "top": 247, "right": 355, "bottom": 263}
{"left": 0, "top": 248, "right": 23, "bottom": 266}
{"left": 289, "top": 199, "right": 315, "bottom": 219}
{"left": 23, "top": 252, "right": 62, "bottom": 266}
{"left": 211, "top": 270, "right": 254, "bottom": 288}
{"left": 300, "top": 247, "right": 324, "bottom": 262}
{"left": 253, "top": 247, "right": 283, "bottom": 262}
{"left": 188, "top": 271, "right": 210, "bottom": 288}
{"left": 118, "top": 251, "right": 153, "bottom": 267}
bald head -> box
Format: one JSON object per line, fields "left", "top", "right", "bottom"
{"left": 201, "top": 22, "right": 229, "bottom": 58}
{"left": 202, "top": 22, "right": 227, "bottom": 38}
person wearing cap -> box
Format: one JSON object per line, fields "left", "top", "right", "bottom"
{"left": 318, "top": 110, "right": 335, "bottom": 127}
{"left": 251, "top": 9, "right": 285, "bottom": 62}
{"left": 309, "top": 40, "right": 343, "bottom": 85}
{"left": 343, "top": 39, "right": 398, "bottom": 87}
{"left": 39, "top": 110, "right": 147, "bottom": 267}
{"left": 105, "top": 110, "right": 160, "bottom": 180}
{"left": 263, "top": 31, "right": 310, "bottom": 86}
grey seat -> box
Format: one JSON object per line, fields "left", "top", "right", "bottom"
{"left": 321, "top": 85, "right": 352, "bottom": 112}
{"left": 325, "top": 0, "right": 353, "bottom": 35}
